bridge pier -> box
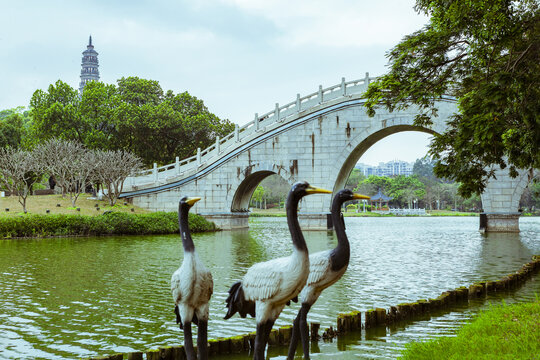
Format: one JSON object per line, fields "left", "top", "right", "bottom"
{"left": 299, "top": 213, "right": 332, "bottom": 231}
{"left": 479, "top": 213, "right": 521, "bottom": 233}
{"left": 201, "top": 212, "right": 250, "bottom": 230}
{"left": 480, "top": 167, "right": 529, "bottom": 233}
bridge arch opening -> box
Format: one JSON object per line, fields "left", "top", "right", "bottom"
{"left": 231, "top": 171, "right": 290, "bottom": 212}
{"left": 334, "top": 125, "right": 436, "bottom": 195}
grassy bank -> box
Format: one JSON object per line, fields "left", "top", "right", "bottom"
{"left": 400, "top": 299, "right": 540, "bottom": 359}
{"left": 0, "top": 211, "right": 216, "bottom": 238}
{"left": 0, "top": 194, "right": 149, "bottom": 216}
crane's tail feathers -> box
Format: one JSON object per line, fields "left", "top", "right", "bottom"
{"left": 224, "top": 281, "right": 255, "bottom": 319}
{"left": 174, "top": 305, "right": 183, "bottom": 330}
{"left": 174, "top": 305, "right": 199, "bottom": 329}
{"left": 286, "top": 295, "right": 299, "bottom": 306}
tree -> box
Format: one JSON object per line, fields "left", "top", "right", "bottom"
{"left": 520, "top": 177, "right": 540, "bottom": 212}
{"left": 387, "top": 175, "right": 426, "bottom": 208}
{"left": 94, "top": 150, "right": 142, "bottom": 206}
{"left": 461, "top": 193, "right": 482, "bottom": 212}
{"left": 362, "top": 175, "right": 392, "bottom": 193}
{"left": 36, "top": 139, "right": 99, "bottom": 206}
{"left": 346, "top": 168, "right": 366, "bottom": 189}
{"left": 354, "top": 181, "right": 377, "bottom": 199}
{"left": 30, "top": 80, "right": 84, "bottom": 143}
{"left": 0, "top": 113, "right": 25, "bottom": 149}
{"left": 29, "top": 77, "right": 235, "bottom": 167}
{"left": 117, "top": 76, "right": 163, "bottom": 106}
{"left": 0, "top": 148, "right": 43, "bottom": 212}
{"left": 36, "top": 139, "right": 82, "bottom": 199}
{"left": 69, "top": 149, "right": 99, "bottom": 207}
{"left": 443, "top": 183, "right": 459, "bottom": 210}
{"left": 364, "top": 0, "right": 540, "bottom": 197}
{"left": 259, "top": 174, "right": 290, "bottom": 208}
{"left": 412, "top": 156, "right": 438, "bottom": 182}
{"left": 251, "top": 185, "right": 265, "bottom": 209}
{"left": 78, "top": 81, "right": 120, "bottom": 150}
{"left": 0, "top": 107, "right": 32, "bottom": 149}
{"left": 114, "top": 81, "right": 235, "bottom": 165}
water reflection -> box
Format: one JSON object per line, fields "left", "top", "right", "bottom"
{"left": 0, "top": 217, "right": 538, "bottom": 359}
{"left": 476, "top": 232, "right": 534, "bottom": 280}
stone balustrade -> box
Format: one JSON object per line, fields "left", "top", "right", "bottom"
{"left": 124, "top": 74, "right": 378, "bottom": 191}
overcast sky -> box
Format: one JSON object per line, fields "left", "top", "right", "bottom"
{"left": 0, "top": 0, "right": 432, "bottom": 165}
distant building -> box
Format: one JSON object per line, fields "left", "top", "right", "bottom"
{"left": 356, "top": 160, "right": 413, "bottom": 177}
{"left": 79, "top": 35, "right": 100, "bottom": 93}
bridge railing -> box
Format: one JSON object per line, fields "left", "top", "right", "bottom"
{"left": 125, "top": 74, "right": 377, "bottom": 190}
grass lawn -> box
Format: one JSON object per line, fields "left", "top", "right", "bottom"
{"left": 0, "top": 194, "right": 149, "bottom": 217}
{"left": 400, "top": 299, "right": 540, "bottom": 359}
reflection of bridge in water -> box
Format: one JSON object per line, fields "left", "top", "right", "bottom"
{"left": 120, "top": 73, "right": 529, "bottom": 231}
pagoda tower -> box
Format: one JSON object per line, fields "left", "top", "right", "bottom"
{"left": 79, "top": 35, "right": 100, "bottom": 93}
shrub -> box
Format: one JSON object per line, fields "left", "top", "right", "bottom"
{"left": 0, "top": 211, "right": 216, "bottom": 238}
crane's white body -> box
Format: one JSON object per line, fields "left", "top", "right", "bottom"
{"left": 299, "top": 249, "right": 348, "bottom": 306}
{"left": 171, "top": 251, "right": 213, "bottom": 324}
{"left": 243, "top": 248, "right": 309, "bottom": 323}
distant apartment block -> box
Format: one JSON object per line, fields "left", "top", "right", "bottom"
{"left": 355, "top": 160, "right": 414, "bottom": 177}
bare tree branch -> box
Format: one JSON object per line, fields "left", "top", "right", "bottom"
{"left": 94, "top": 150, "right": 142, "bottom": 206}
{"left": 0, "top": 148, "right": 44, "bottom": 212}
{"left": 35, "top": 138, "right": 101, "bottom": 206}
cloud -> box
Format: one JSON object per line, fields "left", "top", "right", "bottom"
{"left": 0, "top": 0, "right": 425, "bottom": 122}
{"left": 98, "top": 19, "right": 218, "bottom": 52}
{"left": 220, "top": 0, "right": 428, "bottom": 47}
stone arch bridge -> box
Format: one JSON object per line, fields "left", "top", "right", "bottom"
{"left": 120, "top": 74, "right": 529, "bottom": 232}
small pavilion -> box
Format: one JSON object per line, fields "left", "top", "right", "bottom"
{"left": 370, "top": 188, "right": 393, "bottom": 209}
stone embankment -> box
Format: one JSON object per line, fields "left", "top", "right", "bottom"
{"left": 89, "top": 255, "right": 540, "bottom": 360}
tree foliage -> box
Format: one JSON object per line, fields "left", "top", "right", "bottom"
{"left": 0, "top": 107, "right": 31, "bottom": 149}
{"left": 250, "top": 185, "right": 265, "bottom": 209}
{"left": 345, "top": 168, "right": 366, "bottom": 189}
{"left": 30, "top": 80, "right": 83, "bottom": 143}
{"left": 350, "top": 173, "right": 481, "bottom": 211}
{"left": 258, "top": 174, "right": 290, "bottom": 208}
{"left": 520, "top": 177, "right": 540, "bottom": 211}
{"left": 364, "top": 0, "right": 540, "bottom": 197}
{"left": 412, "top": 156, "right": 439, "bottom": 182}
{"left": 354, "top": 175, "right": 426, "bottom": 208}
{"left": 29, "top": 77, "right": 235, "bottom": 166}
{"left": 0, "top": 113, "right": 24, "bottom": 149}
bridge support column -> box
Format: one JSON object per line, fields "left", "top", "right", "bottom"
{"left": 201, "top": 212, "right": 249, "bottom": 230}
{"left": 480, "top": 167, "right": 529, "bottom": 233}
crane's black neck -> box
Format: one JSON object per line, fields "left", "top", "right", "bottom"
{"left": 286, "top": 191, "right": 308, "bottom": 253}
{"left": 330, "top": 195, "right": 350, "bottom": 271}
{"left": 179, "top": 203, "right": 195, "bottom": 253}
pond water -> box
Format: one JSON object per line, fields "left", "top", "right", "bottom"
{"left": 0, "top": 216, "right": 539, "bottom": 359}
